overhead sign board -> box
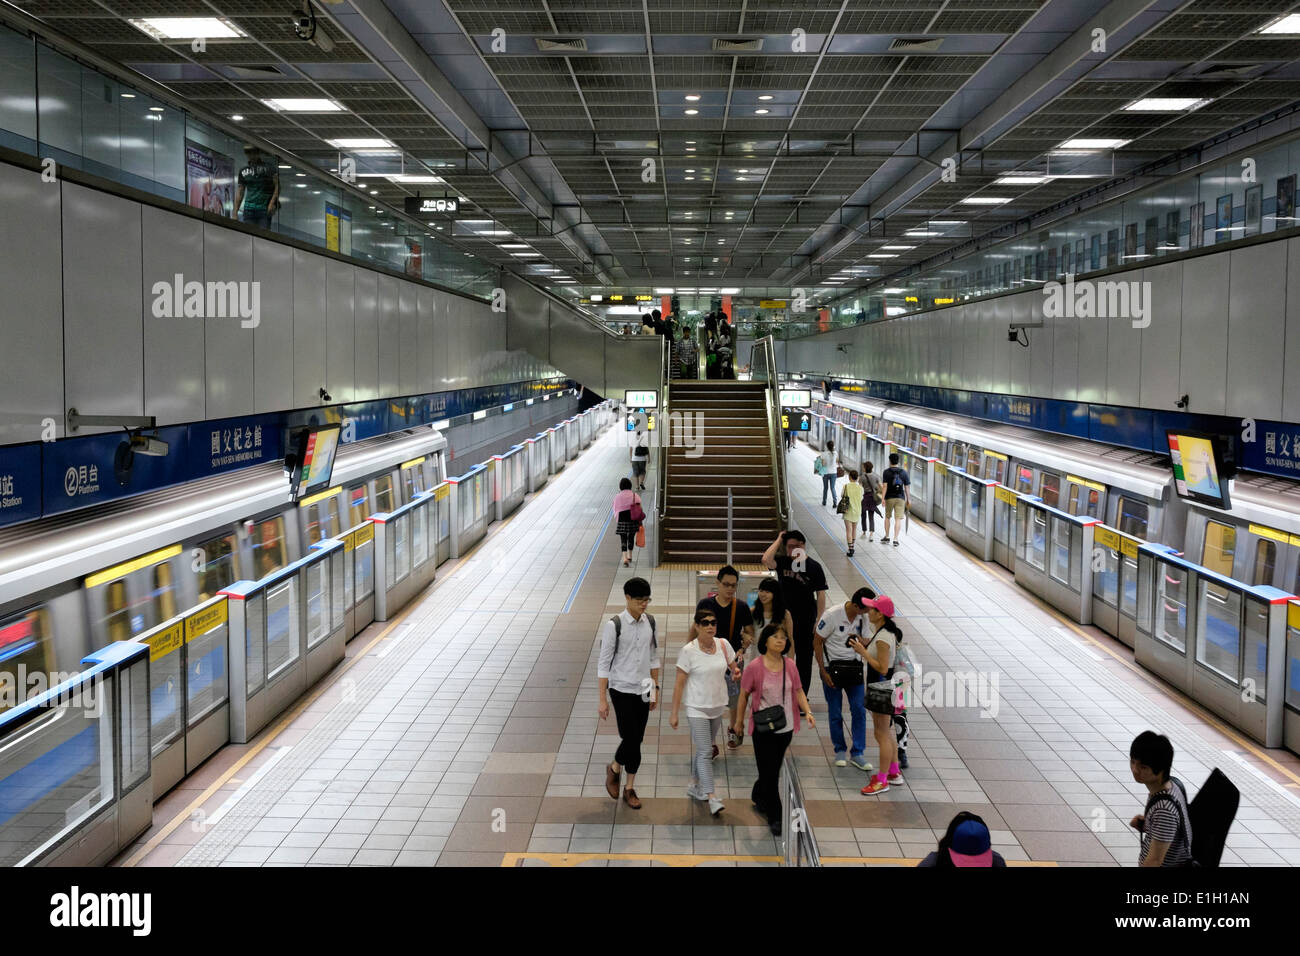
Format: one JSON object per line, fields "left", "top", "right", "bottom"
{"left": 759, "top": 300, "right": 787, "bottom": 309}
{"left": 625, "top": 390, "right": 658, "bottom": 409}
{"left": 403, "top": 196, "right": 459, "bottom": 216}
{"left": 779, "top": 389, "right": 811, "bottom": 409}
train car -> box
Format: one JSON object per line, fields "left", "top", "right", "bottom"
{"left": 0, "top": 428, "right": 447, "bottom": 712}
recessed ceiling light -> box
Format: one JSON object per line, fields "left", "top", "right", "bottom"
{"left": 500, "top": 243, "right": 529, "bottom": 249}
{"left": 685, "top": 168, "right": 696, "bottom": 172}
{"left": 384, "top": 174, "right": 444, "bottom": 184}
{"left": 685, "top": 176, "right": 695, "bottom": 180}
{"left": 880, "top": 245, "right": 914, "bottom": 250}
{"left": 370, "top": 190, "right": 379, "bottom": 195}
{"left": 685, "top": 109, "right": 699, "bottom": 115}
{"left": 905, "top": 230, "right": 937, "bottom": 237}
{"left": 960, "top": 197, "right": 1011, "bottom": 205}
{"left": 738, "top": 168, "right": 749, "bottom": 173}
{"left": 327, "top": 138, "right": 395, "bottom": 149}
{"left": 128, "top": 17, "right": 244, "bottom": 39}
{"left": 736, "top": 176, "right": 748, "bottom": 181}
{"left": 685, "top": 94, "right": 701, "bottom": 101}
{"left": 758, "top": 94, "right": 773, "bottom": 101}
{"left": 883, "top": 287, "right": 908, "bottom": 294}
{"left": 511, "top": 252, "right": 542, "bottom": 257}
{"left": 754, "top": 108, "right": 769, "bottom": 114}
{"left": 1056, "top": 138, "right": 1129, "bottom": 150}
{"left": 120, "top": 93, "right": 136, "bottom": 99}
{"left": 148, "top": 106, "right": 165, "bottom": 112}
{"left": 229, "top": 114, "right": 244, "bottom": 121}
{"left": 930, "top": 220, "right": 966, "bottom": 226}
{"left": 655, "top": 288, "right": 675, "bottom": 294}
{"left": 1123, "top": 97, "right": 1210, "bottom": 112}
{"left": 868, "top": 253, "right": 897, "bottom": 258}
{"left": 995, "top": 175, "right": 1049, "bottom": 185}
{"left": 261, "top": 98, "right": 344, "bottom": 113}
{"left": 686, "top": 147, "right": 696, "bottom": 151}
{"left": 295, "top": 172, "right": 306, "bottom": 177}
{"left": 1260, "top": 14, "right": 1300, "bottom": 34}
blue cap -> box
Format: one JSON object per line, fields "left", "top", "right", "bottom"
{"left": 949, "top": 819, "right": 993, "bottom": 867}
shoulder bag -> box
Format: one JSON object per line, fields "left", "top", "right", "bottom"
{"left": 826, "top": 631, "right": 865, "bottom": 688}
{"left": 722, "top": 601, "right": 740, "bottom": 697}
{"left": 629, "top": 497, "right": 645, "bottom": 523}
{"left": 751, "top": 660, "right": 788, "bottom": 733}
{"left": 835, "top": 490, "right": 850, "bottom": 514}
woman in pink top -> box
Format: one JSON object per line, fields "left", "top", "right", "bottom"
{"left": 733, "top": 624, "right": 815, "bottom": 836}
{"left": 612, "top": 477, "right": 643, "bottom": 567}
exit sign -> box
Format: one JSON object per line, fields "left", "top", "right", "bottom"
{"left": 404, "top": 196, "right": 459, "bottom": 216}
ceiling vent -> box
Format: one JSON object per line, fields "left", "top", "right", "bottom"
{"left": 226, "top": 64, "right": 286, "bottom": 78}
{"left": 536, "top": 36, "right": 587, "bottom": 52}
{"left": 713, "top": 37, "right": 764, "bottom": 53}
{"left": 1189, "top": 63, "right": 1259, "bottom": 79}
{"left": 888, "top": 37, "right": 944, "bottom": 53}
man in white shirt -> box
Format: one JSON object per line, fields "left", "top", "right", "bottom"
{"left": 813, "top": 589, "right": 872, "bottom": 771}
{"left": 597, "top": 577, "right": 660, "bottom": 810}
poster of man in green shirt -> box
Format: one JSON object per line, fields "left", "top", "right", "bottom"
{"left": 234, "top": 144, "right": 280, "bottom": 230}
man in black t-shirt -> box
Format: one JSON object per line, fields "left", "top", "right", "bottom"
{"left": 880, "top": 452, "right": 911, "bottom": 548}
{"left": 689, "top": 565, "right": 755, "bottom": 749}
{"left": 761, "top": 530, "right": 828, "bottom": 692}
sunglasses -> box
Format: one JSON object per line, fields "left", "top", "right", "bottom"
{"left": 698, "top": 619, "right": 717, "bottom": 627}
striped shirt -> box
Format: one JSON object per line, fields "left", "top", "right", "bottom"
{"left": 1140, "top": 778, "right": 1194, "bottom": 866}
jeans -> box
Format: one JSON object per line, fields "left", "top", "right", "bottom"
{"left": 751, "top": 730, "right": 792, "bottom": 823}
{"left": 239, "top": 208, "right": 273, "bottom": 229}
{"left": 609, "top": 688, "right": 650, "bottom": 774}
{"left": 822, "top": 680, "right": 867, "bottom": 758}
{"left": 821, "top": 473, "right": 837, "bottom": 505}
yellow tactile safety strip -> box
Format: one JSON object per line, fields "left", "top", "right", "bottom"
{"left": 501, "top": 852, "right": 1058, "bottom": 867}
{"left": 656, "top": 563, "right": 767, "bottom": 572}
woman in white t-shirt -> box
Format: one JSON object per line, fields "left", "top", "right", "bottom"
{"left": 669, "top": 609, "right": 741, "bottom": 816}
{"left": 849, "top": 595, "right": 904, "bottom": 796}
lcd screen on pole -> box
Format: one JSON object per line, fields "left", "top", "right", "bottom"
{"left": 625, "top": 390, "right": 658, "bottom": 409}
{"left": 292, "top": 424, "right": 342, "bottom": 501}
{"left": 779, "top": 389, "right": 811, "bottom": 408}
{"left": 1167, "top": 431, "right": 1231, "bottom": 510}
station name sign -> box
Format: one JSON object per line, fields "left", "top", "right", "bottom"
{"left": 403, "top": 197, "right": 459, "bottom": 216}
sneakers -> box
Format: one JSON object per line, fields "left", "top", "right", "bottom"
{"left": 834, "top": 755, "right": 848, "bottom": 768}
{"left": 849, "top": 756, "right": 873, "bottom": 772}
{"left": 898, "top": 750, "right": 909, "bottom": 770}
{"left": 887, "top": 772, "right": 905, "bottom": 786}
{"left": 880, "top": 536, "right": 890, "bottom": 544}
{"left": 711, "top": 744, "right": 719, "bottom": 760}
{"left": 893, "top": 540, "right": 900, "bottom": 548}
{"left": 769, "top": 819, "right": 782, "bottom": 837}
{"left": 726, "top": 730, "right": 740, "bottom": 750}
{"left": 708, "top": 796, "right": 725, "bottom": 816}
{"left": 686, "top": 783, "right": 706, "bottom": 801}
{"left": 860, "top": 778, "right": 891, "bottom": 796}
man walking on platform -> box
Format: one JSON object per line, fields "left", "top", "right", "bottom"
{"left": 761, "top": 530, "right": 828, "bottom": 692}
{"left": 598, "top": 577, "right": 661, "bottom": 810}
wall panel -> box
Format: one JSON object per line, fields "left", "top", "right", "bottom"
{"left": 292, "top": 249, "right": 327, "bottom": 409}
{"left": 353, "top": 270, "right": 380, "bottom": 402}
{"left": 1179, "top": 252, "right": 1230, "bottom": 415}
{"left": 398, "top": 282, "right": 418, "bottom": 395}
{"left": 202, "top": 223, "right": 254, "bottom": 419}
{"left": 326, "top": 260, "right": 355, "bottom": 403}
{"left": 1226, "top": 242, "right": 1285, "bottom": 420}
{"left": 252, "top": 237, "right": 294, "bottom": 415}
{"left": 1139, "top": 261, "right": 1183, "bottom": 409}
{"left": 141, "top": 206, "right": 204, "bottom": 427}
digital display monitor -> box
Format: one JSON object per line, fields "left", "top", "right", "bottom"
{"left": 1167, "top": 430, "right": 1232, "bottom": 510}
{"left": 625, "top": 389, "right": 658, "bottom": 409}
{"left": 780, "top": 389, "right": 812, "bottom": 408}
{"left": 289, "top": 423, "right": 342, "bottom": 501}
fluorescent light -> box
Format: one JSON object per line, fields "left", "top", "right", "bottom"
{"left": 886, "top": 307, "right": 906, "bottom": 316}
{"left": 721, "top": 287, "right": 740, "bottom": 294}
{"left": 738, "top": 169, "right": 749, "bottom": 173}
{"left": 128, "top": 17, "right": 244, "bottom": 39}
{"left": 499, "top": 243, "right": 530, "bottom": 249}
{"left": 755, "top": 109, "right": 769, "bottom": 114}
{"left": 261, "top": 98, "right": 344, "bottom": 113}
{"left": 880, "top": 245, "right": 914, "bottom": 250}
{"left": 654, "top": 288, "right": 674, "bottom": 294}
{"left": 960, "top": 197, "right": 1011, "bottom": 205}
{"left": 905, "top": 230, "right": 938, "bottom": 237}
{"left": 1056, "top": 138, "right": 1129, "bottom": 150}
{"left": 590, "top": 294, "right": 604, "bottom": 301}
{"left": 326, "top": 137, "right": 394, "bottom": 149}
{"left": 685, "top": 94, "right": 701, "bottom": 101}
{"left": 149, "top": 106, "right": 165, "bottom": 112}
{"left": 930, "top": 220, "right": 966, "bottom": 226}
{"left": 1123, "top": 97, "right": 1209, "bottom": 112}
{"left": 758, "top": 94, "right": 773, "bottom": 101}
{"left": 229, "top": 114, "right": 244, "bottom": 121}
{"left": 883, "top": 287, "right": 908, "bottom": 293}
{"left": 1259, "top": 14, "right": 1300, "bottom": 34}
{"left": 685, "top": 109, "right": 699, "bottom": 115}
{"left": 120, "top": 93, "right": 136, "bottom": 99}
{"left": 996, "top": 175, "right": 1049, "bottom": 185}
{"left": 511, "top": 252, "right": 542, "bottom": 257}
{"left": 384, "top": 174, "right": 444, "bottom": 184}
{"left": 868, "top": 254, "right": 897, "bottom": 258}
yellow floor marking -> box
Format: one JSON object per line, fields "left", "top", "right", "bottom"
{"left": 502, "top": 852, "right": 1057, "bottom": 867}
{"left": 938, "top": 527, "right": 1300, "bottom": 788}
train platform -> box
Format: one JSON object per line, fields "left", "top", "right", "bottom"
{"left": 117, "top": 428, "right": 1300, "bottom": 868}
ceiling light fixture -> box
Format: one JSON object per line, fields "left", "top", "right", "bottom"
{"left": 511, "top": 252, "right": 542, "bottom": 257}
{"left": 120, "top": 93, "right": 136, "bottom": 99}
{"left": 995, "top": 175, "right": 1049, "bottom": 185}
{"left": 1123, "top": 97, "right": 1210, "bottom": 112}
{"left": 685, "top": 94, "right": 701, "bottom": 101}
{"left": 327, "top": 137, "right": 394, "bottom": 149}
{"left": 758, "top": 94, "right": 773, "bottom": 101}
{"left": 685, "top": 109, "right": 699, "bottom": 115}
{"left": 754, "top": 109, "right": 769, "bottom": 114}
{"left": 868, "top": 254, "right": 897, "bottom": 258}
{"left": 960, "top": 197, "right": 1012, "bottom": 205}
{"left": 1056, "top": 138, "right": 1129, "bottom": 150}
{"left": 128, "top": 17, "right": 244, "bottom": 39}
{"left": 1259, "top": 14, "right": 1300, "bottom": 34}
{"left": 229, "top": 114, "right": 244, "bottom": 121}
{"left": 261, "top": 97, "right": 344, "bottom": 113}
{"left": 880, "top": 245, "right": 914, "bottom": 250}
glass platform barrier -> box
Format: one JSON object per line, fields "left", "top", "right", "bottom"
{"left": 1014, "top": 496, "right": 1099, "bottom": 625}
{"left": 370, "top": 490, "right": 438, "bottom": 623}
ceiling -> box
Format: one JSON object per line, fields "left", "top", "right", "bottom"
{"left": 12, "top": 0, "right": 1300, "bottom": 295}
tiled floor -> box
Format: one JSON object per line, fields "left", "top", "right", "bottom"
{"left": 119, "top": 426, "right": 1300, "bottom": 867}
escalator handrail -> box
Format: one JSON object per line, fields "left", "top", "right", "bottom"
{"left": 750, "top": 336, "right": 790, "bottom": 528}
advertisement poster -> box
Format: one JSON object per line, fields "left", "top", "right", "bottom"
{"left": 1244, "top": 185, "right": 1262, "bottom": 237}
{"left": 1190, "top": 202, "right": 1204, "bottom": 248}
{"left": 1277, "top": 175, "right": 1296, "bottom": 227}
{"left": 184, "top": 140, "right": 235, "bottom": 218}
{"left": 325, "top": 204, "right": 352, "bottom": 255}
{"left": 405, "top": 238, "right": 422, "bottom": 278}
{"left": 1215, "top": 193, "right": 1233, "bottom": 240}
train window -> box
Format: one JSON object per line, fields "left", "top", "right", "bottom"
{"left": 1016, "top": 466, "right": 1034, "bottom": 494}
{"left": 1066, "top": 483, "right": 1081, "bottom": 516}
{"left": 965, "top": 446, "right": 981, "bottom": 476}
{"left": 950, "top": 442, "right": 966, "bottom": 467}
{"left": 105, "top": 579, "right": 132, "bottom": 641}
{"left": 301, "top": 496, "right": 341, "bottom": 546}
{"left": 1116, "top": 497, "right": 1149, "bottom": 539}
{"left": 373, "top": 475, "right": 396, "bottom": 515}
{"left": 252, "top": 516, "right": 288, "bottom": 580}
{"left": 349, "top": 485, "right": 371, "bottom": 528}
{"left": 1251, "top": 539, "right": 1277, "bottom": 588}
{"left": 1201, "top": 521, "right": 1236, "bottom": 579}
{"left": 153, "top": 562, "right": 178, "bottom": 622}
{"left": 198, "top": 534, "right": 237, "bottom": 601}
{"left": 1085, "top": 489, "right": 1101, "bottom": 519}
{"left": 1039, "top": 473, "right": 1061, "bottom": 509}
{"left": 0, "top": 607, "right": 50, "bottom": 714}
{"left": 986, "top": 456, "right": 1007, "bottom": 485}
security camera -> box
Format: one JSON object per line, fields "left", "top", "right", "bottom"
{"left": 1007, "top": 328, "right": 1020, "bottom": 342}
{"left": 130, "top": 433, "right": 169, "bottom": 457}
{"left": 1175, "top": 394, "right": 1189, "bottom": 409}
{"left": 292, "top": 2, "right": 335, "bottom": 52}
{"left": 1008, "top": 320, "right": 1044, "bottom": 330}
{"left": 319, "top": 387, "right": 332, "bottom": 403}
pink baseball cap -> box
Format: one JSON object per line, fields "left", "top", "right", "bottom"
{"left": 862, "top": 595, "right": 896, "bottom": 618}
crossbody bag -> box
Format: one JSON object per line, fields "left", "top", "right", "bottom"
{"left": 751, "top": 660, "right": 788, "bottom": 733}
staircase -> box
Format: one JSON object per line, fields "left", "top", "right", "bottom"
{"left": 659, "top": 380, "right": 782, "bottom": 564}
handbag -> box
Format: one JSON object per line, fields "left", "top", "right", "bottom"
{"left": 751, "top": 659, "right": 788, "bottom": 733}
{"left": 635, "top": 524, "right": 646, "bottom": 548}
{"left": 835, "top": 491, "right": 849, "bottom": 515}
{"left": 836, "top": 465, "right": 845, "bottom": 478}
{"left": 813, "top": 456, "right": 825, "bottom": 476}
{"left": 826, "top": 655, "right": 864, "bottom": 688}
{"left": 629, "top": 498, "right": 645, "bottom": 523}
{"left": 865, "top": 680, "right": 895, "bottom": 715}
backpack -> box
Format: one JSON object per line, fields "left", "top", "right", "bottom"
{"left": 610, "top": 614, "right": 657, "bottom": 665}
{"left": 887, "top": 467, "right": 906, "bottom": 494}
{"left": 1147, "top": 769, "right": 1239, "bottom": 867}
{"left": 814, "top": 455, "right": 826, "bottom": 476}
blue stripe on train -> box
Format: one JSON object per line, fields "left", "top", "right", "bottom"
{"left": 0, "top": 724, "right": 99, "bottom": 827}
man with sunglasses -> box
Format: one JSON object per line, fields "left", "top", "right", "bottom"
{"left": 597, "top": 577, "right": 660, "bottom": 810}
{"left": 689, "top": 565, "right": 754, "bottom": 750}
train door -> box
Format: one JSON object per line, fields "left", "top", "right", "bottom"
{"left": 1037, "top": 472, "right": 1062, "bottom": 509}
{"left": 85, "top": 546, "right": 187, "bottom": 647}
{"left": 248, "top": 514, "right": 289, "bottom": 581}
{"left": 299, "top": 492, "right": 342, "bottom": 549}
{"left": 1198, "top": 520, "right": 1239, "bottom": 679}
{"left": 964, "top": 445, "right": 982, "bottom": 478}
{"left": 196, "top": 532, "right": 239, "bottom": 602}
{"left": 400, "top": 457, "right": 427, "bottom": 504}
{"left": 983, "top": 452, "right": 1008, "bottom": 486}
{"left": 348, "top": 485, "right": 371, "bottom": 528}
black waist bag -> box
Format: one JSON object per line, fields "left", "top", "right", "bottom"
{"left": 827, "top": 658, "right": 864, "bottom": 688}
{"left": 752, "top": 662, "right": 787, "bottom": 733}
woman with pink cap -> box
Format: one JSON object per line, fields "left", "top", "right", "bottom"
{"left": 847, "top": 594, "right": 905, "bottom": 795}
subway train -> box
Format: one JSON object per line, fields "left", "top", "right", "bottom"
{"left": 807, "top": 389, "right": 1300, "bottom": 755}
{"left": 0, "top": 427, "right": 447, "bottom": 713}
{"left": 808, "top": 392, "right": 1300, "bottom": 596}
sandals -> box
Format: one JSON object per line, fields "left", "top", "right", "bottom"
{"left": 622, "top": 788, "right": 642, "bottom": 810}
{"left": 605, "top": 763, "right": 621, "bottom": 800}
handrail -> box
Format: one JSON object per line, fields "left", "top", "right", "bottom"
{"left": 750, "top": 336, "right": 790, "bottom": 528}
{"left": 653, "top": 334, "right": 672, "bottom": 564}
{"left": 781, "top": 754, "right": 821, "bottom": 867}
